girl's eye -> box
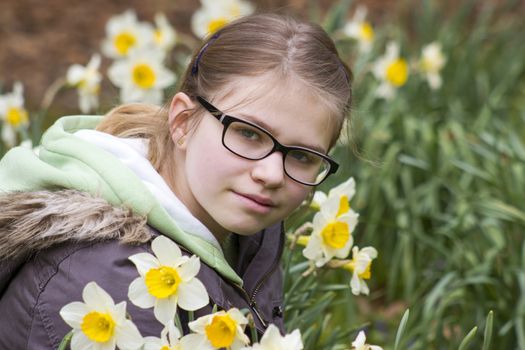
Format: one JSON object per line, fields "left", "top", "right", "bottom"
{"left": 236, "top": 127, "right": 261, "bottom": 141}
{"left": 289, "top": 150, "right": 315, "bottom": 164}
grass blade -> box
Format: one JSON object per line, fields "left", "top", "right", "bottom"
{"left": 394, "top": 309, "right": 410, "bottom": 350}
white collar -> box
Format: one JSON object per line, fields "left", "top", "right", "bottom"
{"left": 74, "top": 129, "right": 222, "bottom": 250}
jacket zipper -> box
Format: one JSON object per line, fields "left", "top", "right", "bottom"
{"left": 245, "top": 226, "right": 285, "bottom": 326}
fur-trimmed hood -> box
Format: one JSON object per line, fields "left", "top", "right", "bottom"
{"left": 0, "top": 190, "right": 151, "bottom": 294}
{"left": 0, "top": 189, "right": 150, "bottom": 262}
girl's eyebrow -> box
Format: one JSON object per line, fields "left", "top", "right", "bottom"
{"left": 236, "top": 112, "right": 327, "bottom": 154}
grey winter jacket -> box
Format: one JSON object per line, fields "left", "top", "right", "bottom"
{"left": 0, "top": 190, "right": 285, "bottom": 349}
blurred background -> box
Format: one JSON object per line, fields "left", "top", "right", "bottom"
{"left": 1, "top": 0, "right": 524, "bottom": 349}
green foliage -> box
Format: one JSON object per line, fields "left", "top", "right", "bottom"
{"left": 283, "top": 0, "right": 524, "bottom": 348}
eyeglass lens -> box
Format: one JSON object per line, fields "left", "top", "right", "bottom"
{"left": 224, "top": 121, "right": 330, "bottom": 185}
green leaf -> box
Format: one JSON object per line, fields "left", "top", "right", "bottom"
{"left": 458, "top": 326, "right": 478, "bottom": 350}
{"left": 322, "top": 0, "right": 353, "bottom": 33}
{"left": 482, "top": 311, "right": 494, "bottom": 350}
{"left": 394, "top": 309, "right": 410, "bottom": 350}
{"left": 57, "top": 330, "right": 73, "bottom": 350}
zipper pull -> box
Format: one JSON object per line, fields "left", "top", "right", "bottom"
{"left": 250, "top": 300, "right": 268, "bottom": 328}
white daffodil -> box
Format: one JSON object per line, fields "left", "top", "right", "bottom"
{"left": 372, "top": 42, "right": 409, "bottom": 99}
{"left": 102, "top": 10, "right": 155, "bottom": 59}
{"left": 128, "top": 235, "right": 209, "bottom": 325}
{"left": 310, "top": 177, "right": 356, "bottom": 211}
{"left": 67, "top": 54, "right": 102, "bottom": 113}
{"left": 343, "top": 246, "right": 378, "bottom": 296}
{"left": 303, "top": 194, "right": 358, "bottom": 267}
{"left": 59, "top": 282, "right": 143, "bottom": 350}
{"left": 0, "top": 82, "right": 29, "bottom": 148}
{"left": 108, "top": 48, "right": 176, "bottom": 105}
{"left": 351, "top": 331, "right": 383, "bottom": 350}
{"left": 419, "top": 42, "right": 446, "bottom": 90}
{"left": 184, "top": 308, "right": 250, "bottom": 350}
{"left": 143, "top": 320, "right": 192, "bottom": 350}
{"left": 191, "top": 0, "right": 254, "bottom": 38}
{"left": 343, "top": 6, "right": 375, "bottom": 53}
{"left": 240, "top": 324, "right": 303, "bottom": 350}
{"left": 153, "top": 13, "right": 177, "bottom": 52}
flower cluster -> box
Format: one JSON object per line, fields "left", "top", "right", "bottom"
{"left": 58, "top": 235, "right": 313, "bottom": 350}
{"left": 297, "top": 178, "right": 379, "bottom": 297}
{"left": 341, "top": 6, "right": 447, "bottom": 99}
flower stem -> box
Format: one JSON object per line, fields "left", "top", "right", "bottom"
{"left": 174, "top": 314, "right": 184, "bottom": 335}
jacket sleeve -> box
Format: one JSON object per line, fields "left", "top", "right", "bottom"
{"left": 0, "top": 239, "right": 165, "bottom": 349}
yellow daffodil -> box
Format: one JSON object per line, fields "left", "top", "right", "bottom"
{"left": 303, "top": 194, "right": 358, "bottom": 267}
{"left": 351, "top": 331, "right": 383, "bottom": 350}
{"left": 128, "top": 235, "right": 209, "bottom": 325}
{"left": 419, "top": 42, "right": 446, "bottom": 90}
{"left": 143, "top": 320, "right": 192, "bottom": 350}
{"left": 67, "top": 54, "right": 102, "bottom": 113}
{"left": 191, "top": 0, "right": 254, "bottom": 38}
{"left": 102, "top": 10, "right": 155, "bottom": 59}
{"left": 0, "top": 82, "right": 29, "bottom": 147}
{"left": 108, "top": 47, "right": 176, "bottom": 105}
{"left": 343, "top": 6, "right": 375, "bottom": 53}
{"left": 343, "top": 246, "right": 378, "bottom": 296}
{"left": 153, "top": 13, "right": 177, "bottom": 52}
{"left": 372, "top": 42, "right": 409, "bottom": 99}
{"left": 59, "top": 281, "right": 143, "bottom": 350}
{"left": 240, "top": 324, "right": 303, "bottom": 350}
{"left": 184, "top": 308, "right": 250, "bottom": 350}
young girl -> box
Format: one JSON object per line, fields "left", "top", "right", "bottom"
{"left": 0, "top": 13, "right": 352, "bottom": 348}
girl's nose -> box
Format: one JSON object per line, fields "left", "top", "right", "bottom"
{"left": 250, "top": 151, "right": 286, "bottom": 188}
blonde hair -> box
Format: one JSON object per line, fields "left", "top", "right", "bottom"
{"left": 97, "top": 13, "right": 352, "bottom": 173}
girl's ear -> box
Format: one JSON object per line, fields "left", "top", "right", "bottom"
{"left": 168, "top": 92, "right": 196, "bottom": 148}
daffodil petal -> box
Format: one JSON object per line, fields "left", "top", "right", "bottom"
{"left": 71, "top": 331, "right": 93, "bottom": 350}
{"left": 115, "top": 319, "right": 144, "bottom": 349}
{"left": 83, "top": 282, "right": 115, "bottom": 310}
{"left": 151, "top": 236, "right": 182, "bottom": 266}
{"left": 59, "top": 302, "right": 90, "bottom": 328}
{"left": 128, "top": 277, "right": 156, "bottom": 309}
{"left": 180, "top": 333, "right": 214, "bottom": 350}
{"left": 154, "top": 295, "right": 178, "bottom": 325}
{"left": 177, "top": 279, "right": 209, "bottom": 311}
{"left": 129, "top": 252, "right": 159, "bottom": 276}
{"left": 178, "top": 255, "right": 200, "bottom": 281}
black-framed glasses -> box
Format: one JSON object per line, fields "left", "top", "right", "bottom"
{"left": 196, "top": 96, "right": 339, "bottom": 186}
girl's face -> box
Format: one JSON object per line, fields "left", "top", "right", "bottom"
{"left": 170, "top": 75, "right": 336, "bottom": 241}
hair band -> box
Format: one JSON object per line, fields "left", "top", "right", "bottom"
{"left": 191, "top": 33, "right": 221, "bottom": 76}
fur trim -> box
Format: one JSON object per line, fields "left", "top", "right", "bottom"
{"left": 0, "top": 190, "right": 151, "bottom": 261}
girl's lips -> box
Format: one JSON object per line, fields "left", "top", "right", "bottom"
{"left": 233, "top": 192, "right": 275, "bottom": 213}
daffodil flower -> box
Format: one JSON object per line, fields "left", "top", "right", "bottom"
{"left": 184, "top": 308, "right": 250, "bottom": 350}
{"left": 303, "top": 194, "right": 358, "bottom": 267}
{"left": 343, "top": 6, "right": 375, "bottom": 53}
{"left": 240, "top": 324, "right": 303, "bottom": 350}
{"left": 343, "top": 246, "right": 378, "bottom": 296}
{"left": 351, "top": 331, "right": 383, "bottom": 350}
{"left": 59, "top": 281, "right": 143, "bottom": 350}
{"left": 143, "top": 320, "right": 192, "bottom": 350}
{"left": 372, "top": 42, "right": 409, "bottom": 99}
{"left": 310, "top": 177, "right": 356, "bottom": 211}
{"left": 128, "top": 235, "right": 209, "bottom": 325}
{"left": 0, "top": 81, "right": 29, "bottom": 148}
{"left": 153, "top": 13, "right": 177, "bottom": 52}
{"left": 67, "top": 54, "right": 102, "bottom": 113}
{"left": 191, "top": 0, "right": 254, "bottom": 38}
{"left": 102, "top": 10, "right": 155, "bottom": 59}
{"left": 419, "top": 42, "right": 446, "bottom": 90}
{"left": 108, "top": 47, "right": 176, "bottom": 105}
